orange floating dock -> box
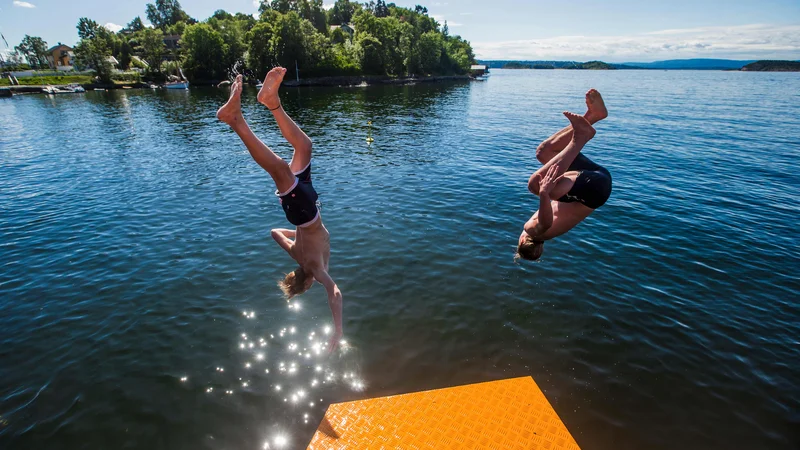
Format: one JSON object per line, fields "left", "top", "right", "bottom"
{"left": 307, "top": 376, "right": 581, "bottom": 449}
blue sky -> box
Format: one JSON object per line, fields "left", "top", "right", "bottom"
{"left": 1, "top": 0, "right": 799, "bottom": 61}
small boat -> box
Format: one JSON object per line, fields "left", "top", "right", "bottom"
{"left": 43, "top": 84, "right": 86, "bottom": 94}
{"left": 165, "top": 67, "right": 189, "bottom": 90}
{"left": 55, "top": 84, "right": 85, "bottom": 93}
{"left": 165, "top": 81, "right": 189, "bottom": 90}
{"left": 256, "top": 81, "right": 263, "bottom": 88}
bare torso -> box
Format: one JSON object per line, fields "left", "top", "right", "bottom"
{"left": 531, "top": 200, "right": 594, "bottom": 240}
{"left": 291, "top": 220, "right": 330, "bottom": 274}
{"left": 527, "top": 170, "right": 595, "bottom": 240}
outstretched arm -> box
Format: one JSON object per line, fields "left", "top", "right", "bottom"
{"left": 525, "top": 165, "right": 560, "bottom": 237}
{"left": 313, "top": 268, "right": 343, "bottom": 353}
{"left": 270, "top": 229, "right": 295, "bottom": 254}
{"left": 525, "top": 193, "right": 553, "bottom": 238}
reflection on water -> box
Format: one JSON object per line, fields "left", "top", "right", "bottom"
{"left": 180, "top": 303, "right": 365, "bottom": 450}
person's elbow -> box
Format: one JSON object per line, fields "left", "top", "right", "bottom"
{"left": 524, "top": 220, "right": 550, "bottom": 237}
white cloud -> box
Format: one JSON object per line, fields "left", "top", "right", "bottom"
{"left": 323, "top": 1, "right": 334, "bottom": 10}
{"left": 253, "top": 0, "right": 260, "bottom": 8}
{"left": 473, "top": 24, "right": 800, "bottom": 62}
{"left": 459, "top": 12, "right": 473, "bottom": 16}
{"left": 104, "top": 23, "right": 123, "bottom": 33}
{"left": 430, "top": 15, "right": 461, "bottom": 28}
{"left": 13, "top": 1, "right": 36, "bottom": 8}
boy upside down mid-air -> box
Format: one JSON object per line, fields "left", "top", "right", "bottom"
{"left": 217, "top": 68, "right": 342, "bottom": 352}
{"left": 517, "top": 89, "right": 613, "bottom": 261}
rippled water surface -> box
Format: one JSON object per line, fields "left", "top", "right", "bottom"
{"left": 1, "top": 70, "right": 799, "bottom": 450}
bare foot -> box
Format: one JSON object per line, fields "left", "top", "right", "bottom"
{"left": 257, "top": 67, "right": 287, "bottom": 110}
{"left": 584, "top": 89, "right": 608, "bottom": 123}
{"left": 216, "top": 75, "right": 243, "bottom": 126}
{"left": 564, "top": 111, "right": 596, "bottom": 141}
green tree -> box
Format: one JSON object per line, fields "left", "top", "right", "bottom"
{"left": 355, "top": 32, "right": 384, "bottom": 74}
{"left": 233, "top": 13, "right": 257, "bottom": 32}
{"left": 297, "top": 0, "right": 328, "bottom": 33}
{"left": 207, "top": 10, "right": 251, "bottom": 71}
{"left": 417, "top": 31, "right": 442, "bottom": 74}
{"left": 444, "top": 35, "right": 474, "bottom": 74}
{"left": 374, "top": 0, "right": 389, "bottom": 18}
{"left": 397, "top": 21, "right": 418, "bottom": 75}
{"left": 330, "top": 27, "right": 347, "bottom": 44}
{"left": 14, "top": 35, "right": 49, "bottom": 69}
{"left": 260, "top": 0, "right": 294, "bottom": 14}
{"left": 146, "top": 0, "right": 193, "bottom": 30}
{"left": 77, "top": 18, "right": 103, "bottom": 40}
{"left": 211, "top": 9, "right": 233, "bottom": 21}
{"left": 119, "top": 39, "right": 133, "bottom": 70}
{"left": 181, "top": 23, "right": 227, "bottom": 80}
{"left": 270, "top": 12, "right": 306, "bottom": 68}
{"left": 125, "top": 16, "right": 146, "bottom": 33}
{"left": 331, "top": 40, "right": 360, "bottom": 74}
{"left": 300, "top": 19, "right": 334, "bottom": 73}
{"left": 77, "top": 17, "right": 119, "bottom": 53}
{"left": 140, "top": 28, "right": 166, "bottom": 73}
{"left": 247, "top": 22, "right": 276, "bottom": 78}
{"left": 329, "top": 0, "right": 356, "bottom": 25}
{"left": 165, "top": 21, "right": 187, "bottom": 36}
{"left": 74, "top": 37, "right": 113, "bottom": 82}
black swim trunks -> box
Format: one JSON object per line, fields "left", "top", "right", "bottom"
{"left": 276, "top": 163, "right": 319, "bottom": 227}
{"left": 556, "top": 153, "right": 612, "bottom": 209}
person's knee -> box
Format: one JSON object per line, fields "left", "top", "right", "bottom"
{"left": 298, "top": 138, "right": 312, "bottom": 155}
{"left": 536, "top": 141, "right": 551, "bottom": 163}
{"left": 528, "top": 173, "right": 541, "bottom": 195}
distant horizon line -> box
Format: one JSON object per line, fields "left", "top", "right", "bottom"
{"left": 476, "top": 57, "right": 800, "bottom": 64}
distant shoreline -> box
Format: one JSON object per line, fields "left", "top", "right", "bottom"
{"left": 740, "top": 60, "right": 800, "bottom": 72}
{"left": 481, "top": 59, "right": 800, "bottom": 72}
{"left": 281, "top": 74, "right": 472, "bottom": 87}
{"left": 1, "top": 75, "right": 473, "bottom": 95}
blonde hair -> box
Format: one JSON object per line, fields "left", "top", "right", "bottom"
{"left": 516, "top": 238, "right": 544, "bottom": 261}
{"left": 277, "top": 267, "right": 312, "bottom": 299}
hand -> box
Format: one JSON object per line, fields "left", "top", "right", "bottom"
{"left": 538, "top": 165, "right": 560, "bottom": 195}
{"left": 326, "top": 330, "right": 343, "bottom": 355}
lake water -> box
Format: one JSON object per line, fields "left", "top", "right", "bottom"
{"left": 1, "top": 70, "right": 798, "bottom": 450}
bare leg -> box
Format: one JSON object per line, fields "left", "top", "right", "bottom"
{"left": 258, "top": 67, "right": 313, "bottom": 173}
{"left": 217, "top": 75, "right": 295, "bottom": 193}
{"left": 528, "top": 112, "right": 596, "bottom": 194}
{"left": 536, "top": 89, "right": 608, "bottom": 164}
